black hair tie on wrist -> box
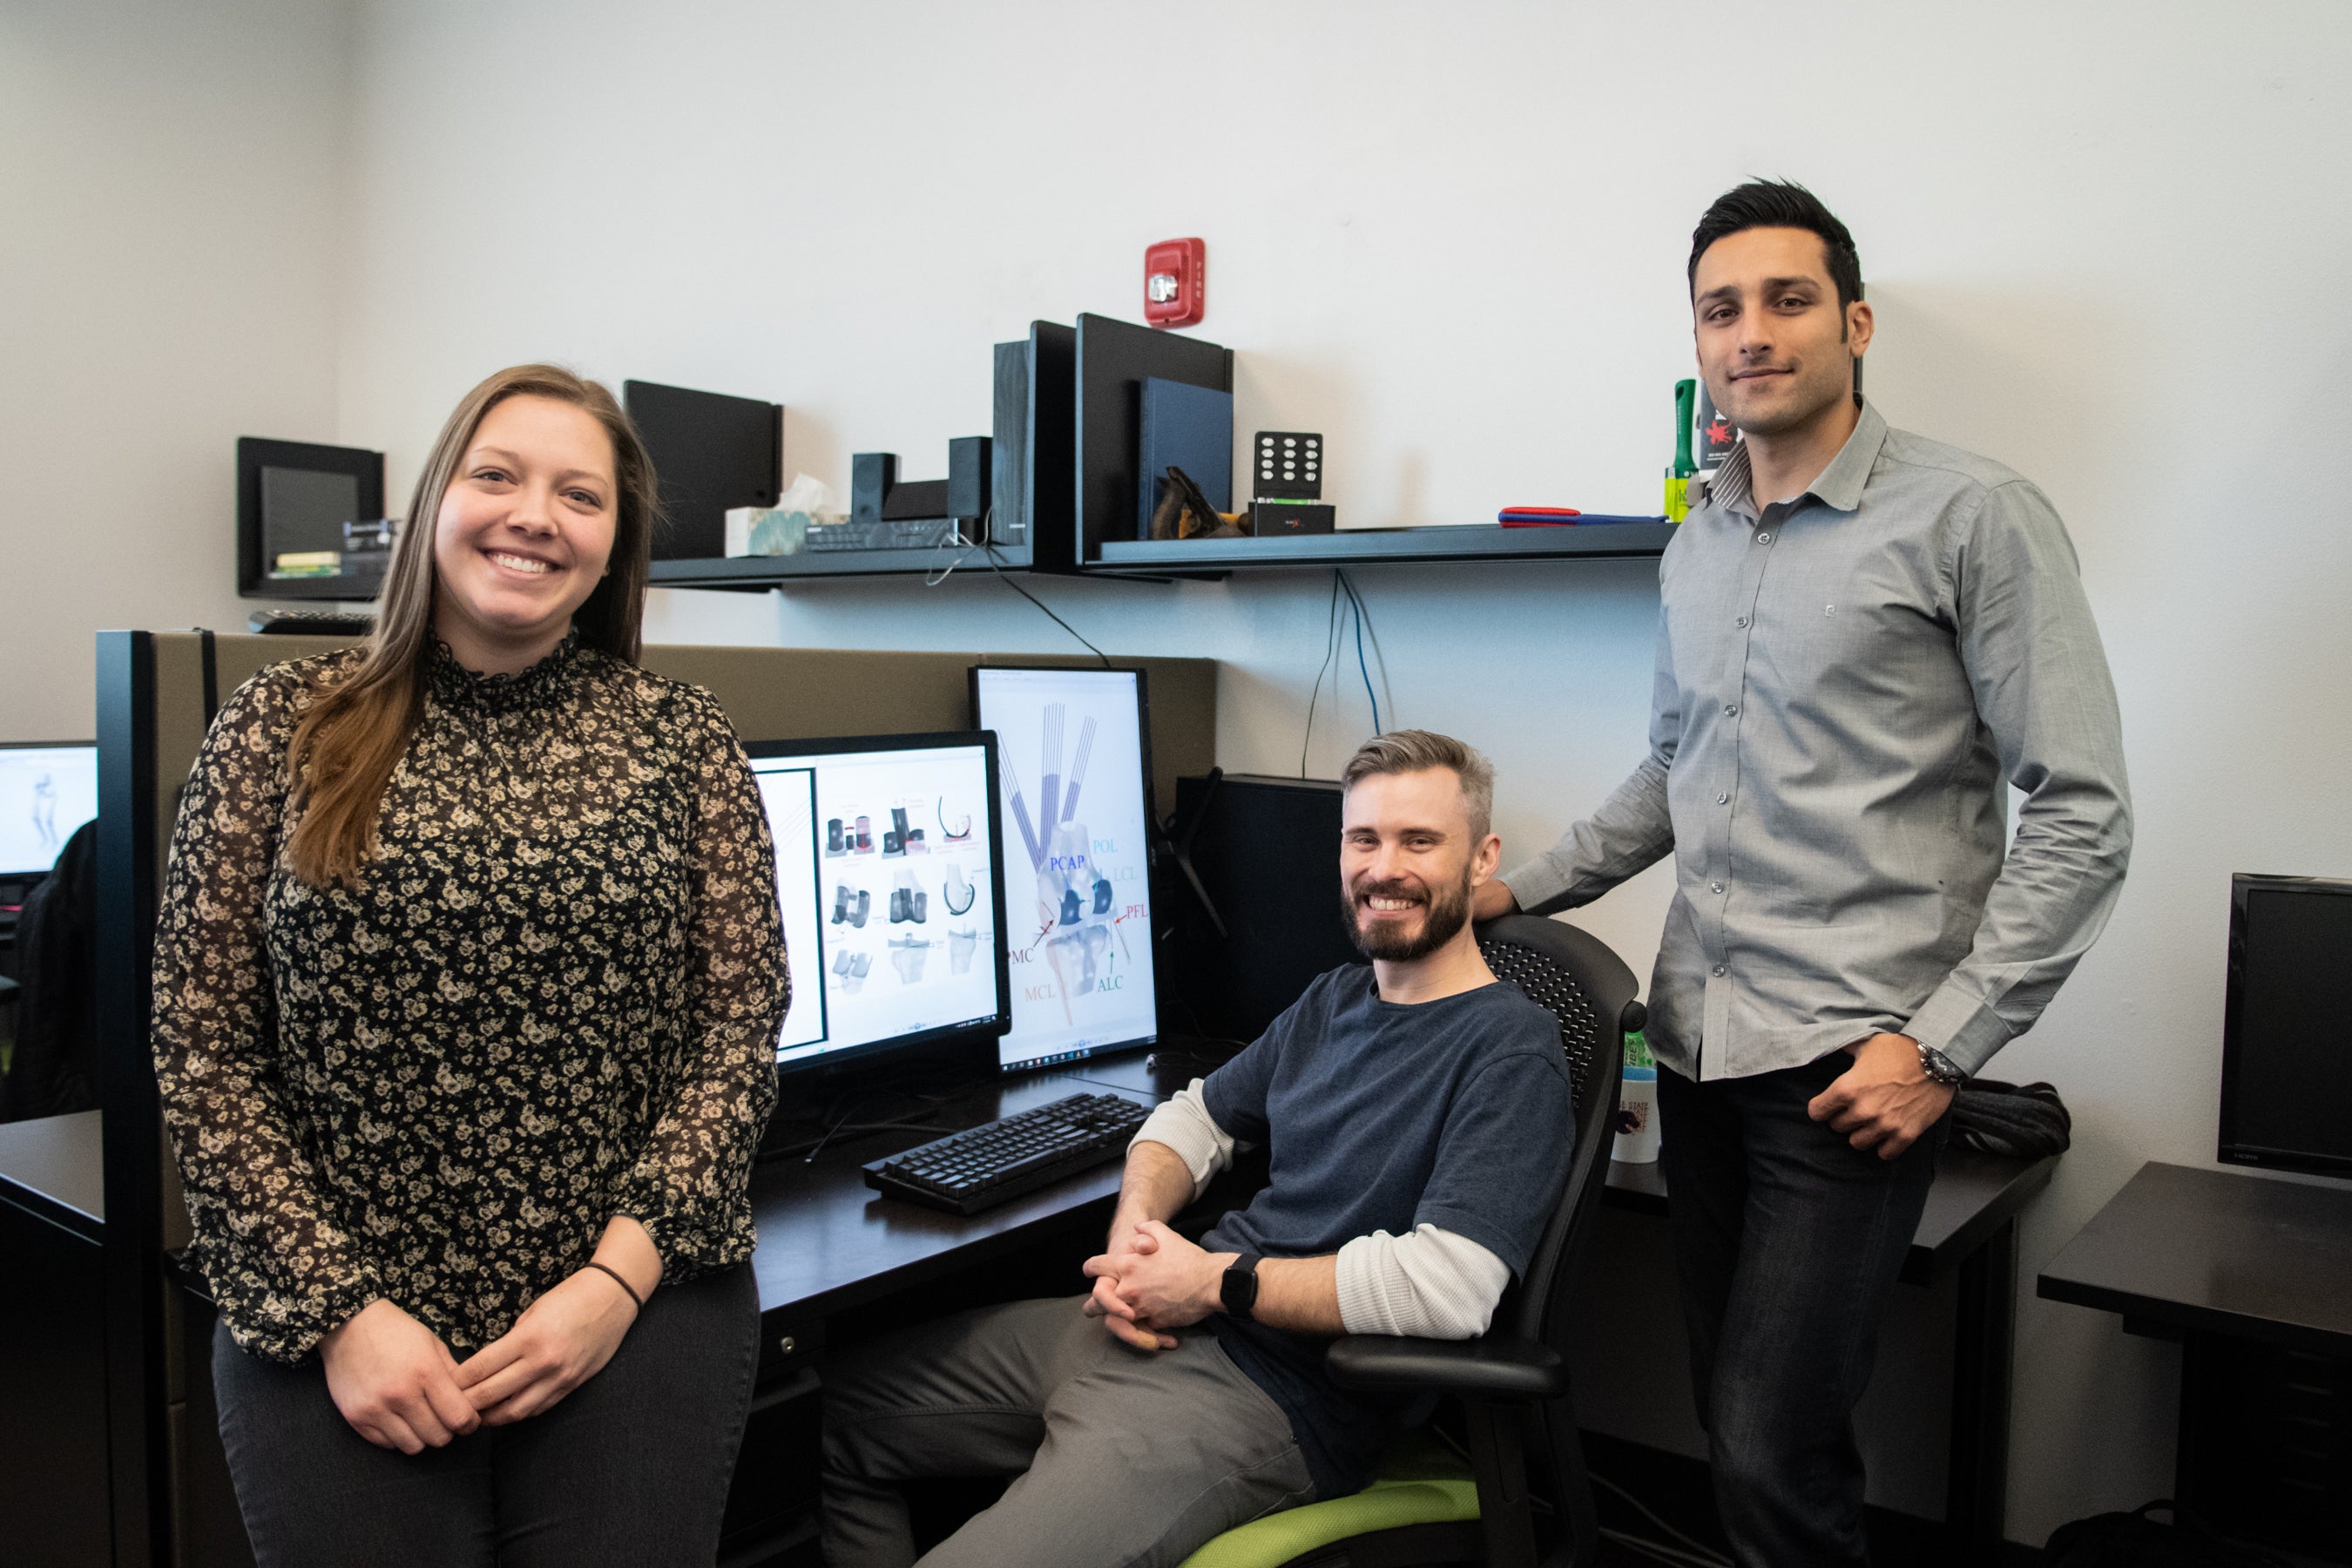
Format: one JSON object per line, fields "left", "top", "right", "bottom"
{"left": 583, "top": 1260, "right": 645, "bottom": 1311}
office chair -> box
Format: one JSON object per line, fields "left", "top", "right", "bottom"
{"left": 1178, "top": 913, "right": 1642, "bottom": 1568}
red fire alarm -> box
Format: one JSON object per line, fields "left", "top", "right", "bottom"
{"left": 1144, "top": 237, "right": 1206, "bottom": 328}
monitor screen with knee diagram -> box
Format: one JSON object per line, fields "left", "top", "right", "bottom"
{"left": 970, "top": 666, "right": 1161, "bottom": 1072}
{"left": 747, "top": 734, "right": 1011, "bottom": 1075}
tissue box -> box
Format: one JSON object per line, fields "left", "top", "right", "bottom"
{"left": 726, "top": 508, "right": 814, "bottom": 558}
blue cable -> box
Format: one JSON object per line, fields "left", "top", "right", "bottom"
{"left": 1349, "top": 579, "right": 1381, "bottom": 735}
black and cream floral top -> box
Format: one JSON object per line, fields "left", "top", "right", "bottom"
{"left": 152, "top": 634, "right": 788, "bottom": 1363}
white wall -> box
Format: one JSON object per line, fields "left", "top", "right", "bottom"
{"left": 17, "top": 0, "right": 2352, "bottom": 1544}
{"left": 0, "top": 0, "right": 354, "bottom": 740}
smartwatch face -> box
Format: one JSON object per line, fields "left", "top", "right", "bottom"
{"left": 1221, "top": 1258, "right": 1258, "bottom": 1319}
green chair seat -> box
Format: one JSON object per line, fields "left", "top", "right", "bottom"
{"left": 1176, "top": 1434, "right": 1478, "bottom": 1568}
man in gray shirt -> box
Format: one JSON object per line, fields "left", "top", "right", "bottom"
{"left": 1473, "top": 181, "right": 2130, "bottom": 1565}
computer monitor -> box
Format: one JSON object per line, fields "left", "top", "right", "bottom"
{"left": 970, "top": 666, "right": 1159, "bottom": 1072}
{"left": 0, "top": 742, "right": 98, "bottom": 880}
{"left": 2218, "top": 872, "right": 2352, "bottom": 1179}
{"left": 745, "top": 733, "right": 1010, "bottom": 1079}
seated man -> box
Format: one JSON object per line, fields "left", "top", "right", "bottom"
{"left": 822, "top": 730, "right": 1575, "bottom": 1568}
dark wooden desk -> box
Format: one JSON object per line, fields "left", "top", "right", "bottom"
{"left": 2038, "top": 1159, "right": 2352, "bottom": 1355}
{"left": 1599, "top": 1146, "right": 2056, "bottom": 1565}
{"left": 0, "top": 1105, "right": 105, "bottom": 1240}
{"left": 0, "top": 1111, "right": 111, "bottom": 1568}
{"left": 747, "top": 1055, "right": 1173, "bottom": 1330}
{"left": 2038, "top": 1161, "right": 2352, "bottom": 1561}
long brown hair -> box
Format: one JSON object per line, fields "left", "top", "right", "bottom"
{"left": 284, "top": 364, "right": 659, "bottom": 888}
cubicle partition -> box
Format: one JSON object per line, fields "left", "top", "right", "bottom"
{"left": 79, "top": 630, "right": 1215, "bottom": 1568}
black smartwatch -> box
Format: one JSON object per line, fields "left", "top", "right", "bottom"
{"left": 1220, "top": 1254, "right": 1262, "bottom": 1321}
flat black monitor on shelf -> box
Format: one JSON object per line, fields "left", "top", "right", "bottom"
{"left": 0, "top": 742, "right": 98, "bottom": 881}
{"left": 1072, "top": 314, "right": 1231, "bottom": 564}
{"left": 746, "top": 733, "right": 1010, "bottom": 1085}
{"left": 2219, "top": 872, "right": 2352, "bottom": 1179}
{"left": 236, "top": 437, "right": 388, "bottom": 601}
{"left": 970, "top": 666, "right": 1159, "bottom": 1073}
{"left": 623, "top": 380, "right": 783, "bottom": 562}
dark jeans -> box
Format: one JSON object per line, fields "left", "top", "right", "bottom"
{"left": 213, "top": 1263, "right": 759, "bottom": 1568}
{"left": 1657, "top": 1054, "right": 1948, "bottom": 1568}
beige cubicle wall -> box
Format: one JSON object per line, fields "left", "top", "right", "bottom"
{"left": 166, "top": 635, "right": 1213, "bottom": 831}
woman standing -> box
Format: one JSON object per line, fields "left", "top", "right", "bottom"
{"left": 152, "top": 365, "right": 789, "bottom": 1565}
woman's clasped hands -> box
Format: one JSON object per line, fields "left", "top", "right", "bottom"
{"left": 318, "top": 1219, "right": 659, "bottom": 1452}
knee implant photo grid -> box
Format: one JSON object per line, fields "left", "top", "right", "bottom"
{"left": 756, "top": 747, "right": 1000, "bottom": 1063}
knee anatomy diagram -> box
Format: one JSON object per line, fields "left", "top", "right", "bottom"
{"left": 1003, "top": 705, "right": 1140, "bottom": 1028}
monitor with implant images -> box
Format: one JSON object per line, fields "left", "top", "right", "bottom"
{"left": 970, "top": 666, "right": 1160, "bottom": 1072}
{"left": 744, "top": 733, "right": 1010, "bottom": 1077}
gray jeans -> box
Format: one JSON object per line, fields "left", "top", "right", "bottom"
{"left": 213, "top": 1263, "right": 760, "bottom": 1568}
{"left": 822, "top": 1295, "right": 1316, "bottom": 1568}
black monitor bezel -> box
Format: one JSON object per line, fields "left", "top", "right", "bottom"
{"left": 236, "top": 436, "right": 389, "bottom": 601}
{"left": 743, "top": 731, "right": 1013, "bottom": 1084}
{"left": 0, "top": 740, "right": 99, "bottom": 882}
{"left": 2218, "top": 871, "right": 2352, "bottom": 1179}
{"left": 969, "top": 664, "right": 1161, "bottom": 1074}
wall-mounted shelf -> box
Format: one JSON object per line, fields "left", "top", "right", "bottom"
{"left": 646, "top": 521, "right": 1675, "bottom": 591}
{"left": 647, "top": 535, "right": 1041, "bottom": 591}
{"left": 1087, "top": 520, "right": 1676, "bottom": 576}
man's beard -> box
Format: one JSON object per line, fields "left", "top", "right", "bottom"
{"left": 1342, "top": 868, "right": 1474, "bottom": 963}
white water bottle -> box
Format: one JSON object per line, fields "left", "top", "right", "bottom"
{"left": 1613, "top": 1031, "right": 1661, "bottom": 1164}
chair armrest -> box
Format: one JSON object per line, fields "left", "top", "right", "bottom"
{"left": 1325, "top": 1332, "right": 1569, "bottom": 1402}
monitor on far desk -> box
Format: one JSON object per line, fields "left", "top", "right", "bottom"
{"left": 747, "top": 733, "right": 1011, "bottom": 1085}
{"left": 2219, "top": 871, "right": 2352, "bottom": 1179}
{"left": 0, "top": 742, "right": 98, "bottom": 883}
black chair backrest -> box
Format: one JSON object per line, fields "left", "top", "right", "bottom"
{"left": 1473, "top": 914, "right": 1641, "bottom": 1347}
{"left": 0, "top": 819, "right": 99, "bottom": 1122}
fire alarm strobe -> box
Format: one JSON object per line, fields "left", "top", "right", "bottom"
{"left": 1143, "top": 237, "right": 1206, "bottom": 328}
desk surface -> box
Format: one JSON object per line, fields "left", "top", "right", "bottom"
{"left": 0, "top": 1108, "right": 103, "bottom": 1242}
{"left": 750, "top": 1048, "right": 2056, "bottom": 1321}
{"left": 2037, "top": 1159, "right": 2352, "bottom": 1357}
{"left": 1605, "top": 1143, "right": 2057, "bottom": 1287}
{"left": 749, "top": 1053, "right": 1179, "bottom": 1322}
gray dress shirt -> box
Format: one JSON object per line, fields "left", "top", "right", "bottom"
{"left": 1502, "top": 402, "right": 2131, "bottom": 1081}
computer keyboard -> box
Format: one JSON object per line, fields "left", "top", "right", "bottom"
{"left": 862, "top": 1092, "right": 1152, "bottom": 1216}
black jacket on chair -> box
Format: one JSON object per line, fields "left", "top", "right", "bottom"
{"left": 2, "top": 818, "right": 98, "bottom": 1121}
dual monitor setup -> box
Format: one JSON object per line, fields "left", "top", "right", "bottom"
{"left": 747, "top": 665, "right": 1159, "bottom": 1092}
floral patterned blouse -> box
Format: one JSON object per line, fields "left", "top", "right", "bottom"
{"left": 152, "top": 634, "right": 788, "bottom": 1363}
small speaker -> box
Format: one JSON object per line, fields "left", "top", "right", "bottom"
{"left": 851, "top": 453, "right": 898, "bottom": 526}
{"left": 947, "top": 436, "right": 993, "bottom": 523}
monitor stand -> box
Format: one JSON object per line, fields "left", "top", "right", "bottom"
{"left": 759, "top": 1033, "right": 1002, "bottom": 1160}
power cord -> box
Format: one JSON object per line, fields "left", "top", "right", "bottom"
{"left": 1336, "top": 571, "right": 1391, "bottom": 734}
{"left": 1588, "top": 1471, "right": 1734, "bottom": 1567}
{"left": 1300, "top": 571, "right": 1345, "bottom": 775}
{"left": 916, "top": 506, "right": 1112, "bottom": 668}
{"left": 983, "top": 543, "right": 1112, "bottom": 667}
{"left": 775, "top": 1119, "right": 955, "bottom": 1164}
{"left": 1337, "top": 570, "right": 1382, "bottom": 734}
{"left": 1599, "top": 1526, "right": 1729, "bottom": 1568}
{"left": 1417, "top": 1425, "right": 1734, "bottom": 1568}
